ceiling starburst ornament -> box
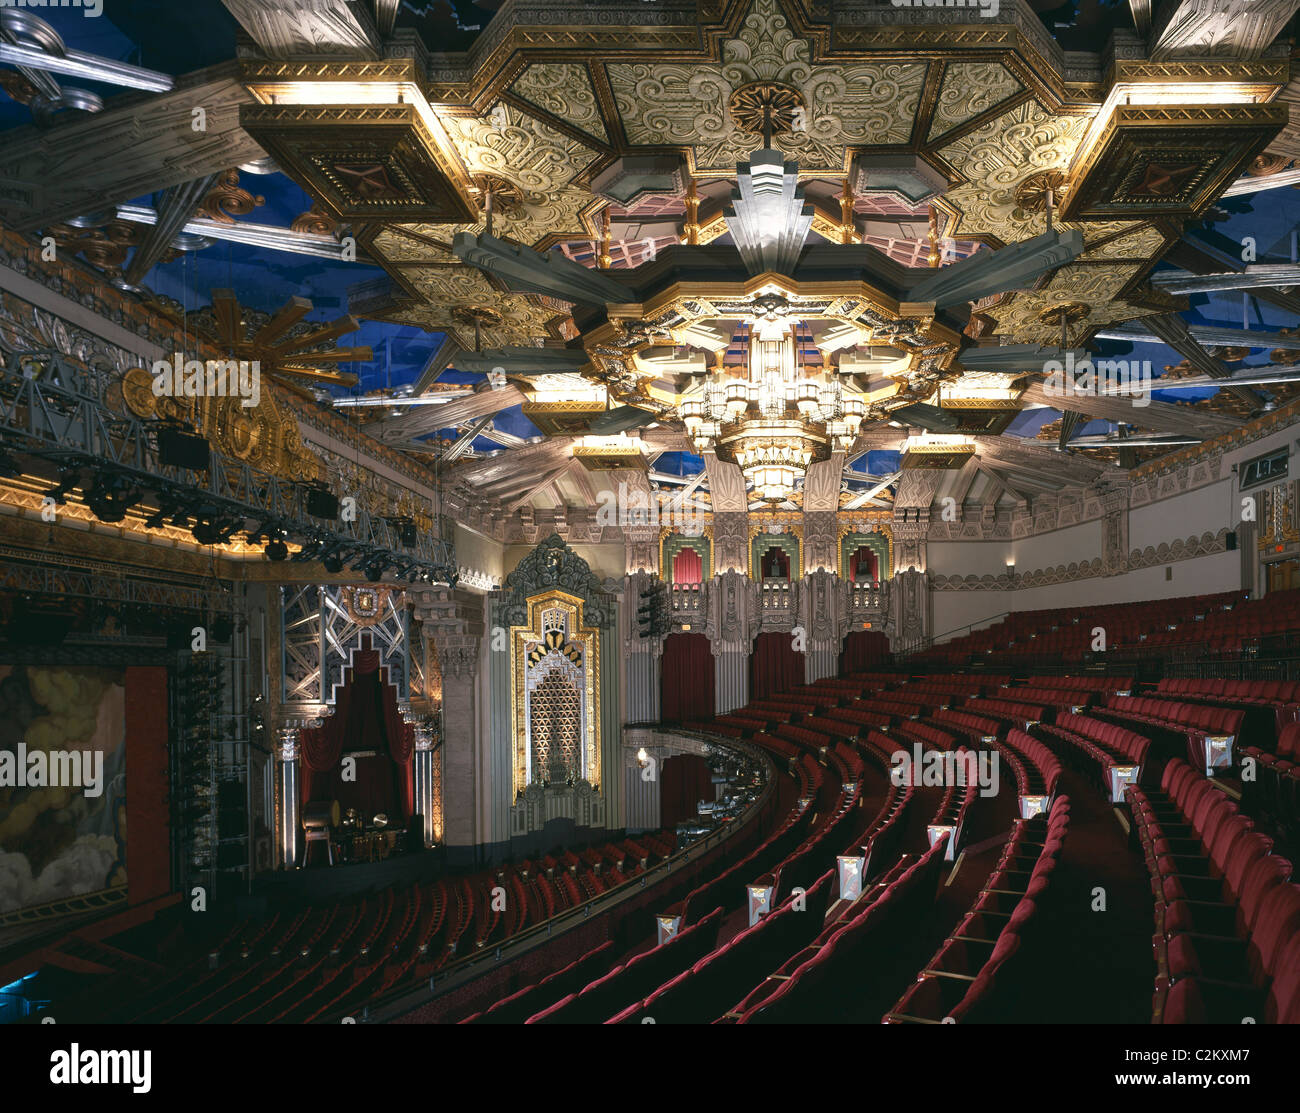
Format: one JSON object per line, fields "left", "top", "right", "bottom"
{"left": 181, "top": 289, "right": 369, "bottom": 390}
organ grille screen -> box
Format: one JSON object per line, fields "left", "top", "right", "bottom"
{"left": 511, "top": 590, "right": 602, "bottom": 796}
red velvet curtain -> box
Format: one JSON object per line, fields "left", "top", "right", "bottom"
{"left": 661, "top": 632, "right": 714, "bottom": 722}
{"left": 849, "top": 547, "right": 878, "bottom": 582}
{"left": 841, "top": 630, "right": 890, "bottom": 672}
{"left": 672, "top": 546, "right": 703, "bottom": 584}
{"left": 660, "top": 753, "right": 714, "bottom": 827}
{"left": 298, "top": 648, "right": 414, "bottom": 821}
{"left": 751, "top": 631, "right": 805, "bottom": 698}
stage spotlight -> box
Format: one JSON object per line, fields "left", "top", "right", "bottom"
{"left": 322, "top": 552, "right": 344, "bottom": 574}
{"left": 87, "top": 472, "right": 142, "bottom": 523}
{"left": 192, "top": 516, "right": 238, "bottom": 546}
{"left": 265, "top": 537, "right": 288, "bottom": 561}
{"left": 364, "top": 560, "right": 387, "bottom": 582}
{"left": 44, "top": 468, "right": 81, "bottom": 505}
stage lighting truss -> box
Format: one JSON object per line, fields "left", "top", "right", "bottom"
{"left": 0, "top": 348, "right": 456, "bottom": 580}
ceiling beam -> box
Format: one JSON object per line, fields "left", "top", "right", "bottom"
{"left": 1142, "top": 313, "right": 1264, "bottom": 411}
{"left": 842, "top": 470, "right": 900, "bottom": 510}
{"left": 0, "top": 63, "right": 265, "bottom": 231}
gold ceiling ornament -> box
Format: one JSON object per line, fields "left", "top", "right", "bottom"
{"left": 198, "top": 168, "right": 266, "bottom": 224}
{"left": 727, "top": 81, "right": 806, "bottom": 136}
{"left": 175, "top": 289, "right": 369, "bottom": 390}
{"left": 290, "top": 205, "right": 338, "bottom": 236}
{"left": 1037, "top": 301, "right": 1092, "bottom": 328}
{"left": 116, "top": 365, "right": 324, "bottom": 485}
{"left": 451, "top": 304, "right": 505, "bottom": 331}
{"left": 471, "top": 174, "right": 526, "bottom": 218}
{"left": 45, "top": 220, "right": 150, "bottom": 270}
{"left": 1013, "top": 170, "right": 1068, "bottom": 216}
{"left": 1247, "top": 153, "right": 1294, "bottom": 177}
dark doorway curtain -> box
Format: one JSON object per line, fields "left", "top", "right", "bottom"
{"left": 298, "top": 647, "right": 414, "bottom": 822}
{"left": 849, "top": 546, "right": 878, "bottom": 582}
{"left": 660, "top": 753, "right": 714, "bottom": 827}
{"left": 760, "top": 547, "right": 790, "bottom": 580}
{"left": 751, "top": 631, "right": 805, "bottom": 698}
{"left": 841, "top": 630, "right": 890, "bottom": 673}
{"left": 661, "top": 632, "right": 714, "bottom": 722}
{"left": 672, "top": 546, "right": 703, "bottom": 584}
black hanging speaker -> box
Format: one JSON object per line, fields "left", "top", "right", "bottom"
{"left": 1226, "top": 531, "right": 1238, "bottom": 551}
{"left": 399, "top": 521, "right": 417, "bottom": 546}
{"left": 305, "top": 487, "right": 339, "bottom": 519}
{"left": 158, "top": 426, "right": 210, "bottom": 470}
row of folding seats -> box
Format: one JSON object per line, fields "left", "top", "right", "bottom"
{"left": 1110, "top": 696, "right": 1243, "bottom": 736}
{"left": 1008, "top": 685, "right": 1096, "bottom": 710}
{"left": 824, "top": 705, "right": 893, "bottom": 732}
{"left": 729, "top": 837, "right": 953, "bottom": 1022}
{"left": 462, "top": 942, "right": 618, "bottom": 1024}
{"left": 1002, "top": 729, "right": 1062, "bottom": 798}
{"left": 1023, "top": 675, "right": 1133, "bottom": 693}
{"left": 1127, "top": 760, "right": 1300, "bottom": 1023}
{"left": 911, "top": 593, "right": 1242, "bottom": 663}
{"left": 1240, "top": 721, "right": 1300, "bottom": 819}
{"left": 931, "top": 707, "right": 1005, "bottom": 744}
{"left": 893, "top": 721, "right": 958, "bottom": 752}
{"left": 607, "top": 870, "right": 838, "bottom": 1023}
{"left": 1157, "top": 677, "right": 1300, "bottom": 704}
{"left": 525, "top": 907, "right": 726, "bottom": 1023}
{"left": 884, "top": 797, "right": 1071, "bottom": 1022}
{"left": 1039, "top": 713, "right": 1149, "bottom": 798}
{"left": 961, "top": 697, "right": 1050, "bottom": 726}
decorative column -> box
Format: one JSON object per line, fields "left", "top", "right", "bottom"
{"left": 708, "top": 570, "right": 756, "bottom": 714}
{"left": 799, "top": 567, "right": 845, "bottom": 684}
{"left": 1102, "top": 483, "right": 1131, "bottom": 576}
{"left": 433, "top": 636, "right": 482, "bottom": 861}
{"left": 276, "top": 724, "right": 300, "bottom": 869}
{"left": 411, "top": 715, "right": 440, "bottom": 849}
{"left": 415, "top": 583, "right": 489, "bottom": 865}
{"left": 624, "top": 568, "right": 665, "bottom": 723}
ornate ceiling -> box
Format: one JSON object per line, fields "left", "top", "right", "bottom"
{"left": 5, "top": 0, "right": 1299, "bottom": 523}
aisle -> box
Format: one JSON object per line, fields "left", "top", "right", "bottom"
{"left": 989, "top": 768, "right": 1155, "bottom": 1023}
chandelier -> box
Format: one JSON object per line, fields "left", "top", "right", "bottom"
{"left": 679, "top": 302, "right": 866, "bottom": 501}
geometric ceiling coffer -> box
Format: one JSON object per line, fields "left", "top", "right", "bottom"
{"left": 849, "top": 153, "right": 948, "bottom": 207}
{"left": 239, "top": 104, "right": 476, "bottom": 222}
{"left": 589, "top": 155, "right": 688, "bottom": 206}
{"left": 1063, "top": 104, "right": 1286, "bottom": 221}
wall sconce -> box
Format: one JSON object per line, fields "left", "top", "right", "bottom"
{"left": 636, "top": 747, "right": 650, "bottom": 769}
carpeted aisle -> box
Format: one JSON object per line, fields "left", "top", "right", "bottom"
{"left": 988, "top": 767, "right": 1155, "bottom": 1023}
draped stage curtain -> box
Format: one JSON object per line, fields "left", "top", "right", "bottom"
{"left": 661, "top": 632, "right": 714, "bottom": 722}
{"left": 659, "top": 753, "right": 714, "bottom": 827}
{"left": 672, "top": 546, "right": 703, "bottom": 584}
{"left": 298, "top": 647, "right": 414, "bottom": 822}
{"left": 751, "top": 631, "right": 805, "bottom": 698}
{"left": 841, "top": 630, "right": 890, "bottom": 672}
